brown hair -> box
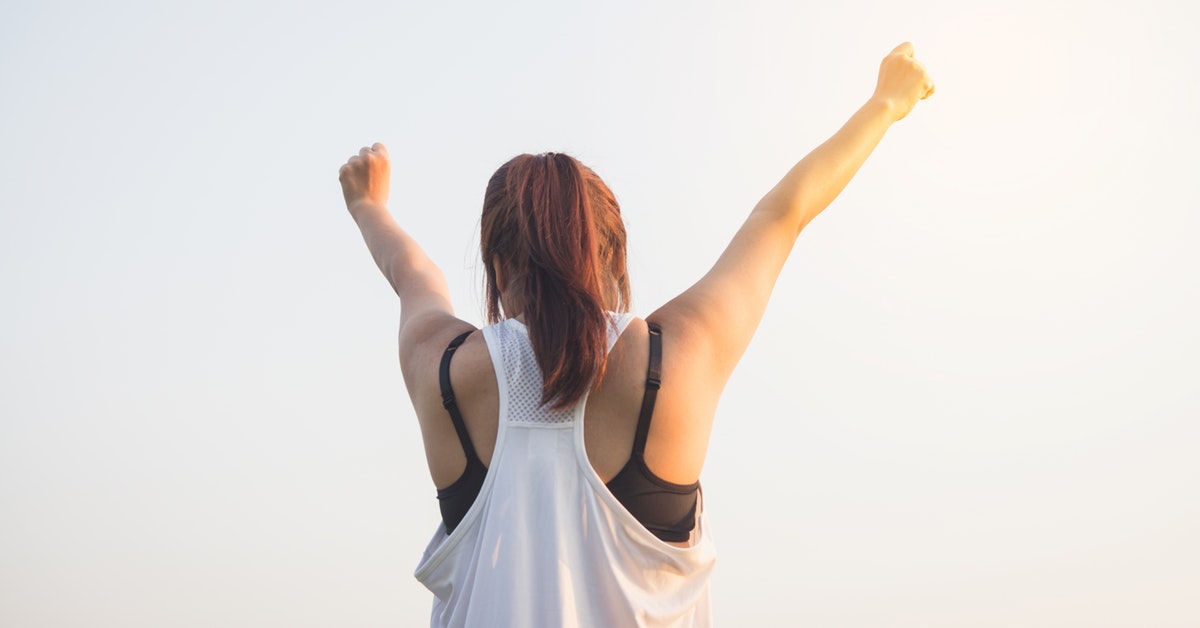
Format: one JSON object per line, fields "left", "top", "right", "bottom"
{"left": 481, "top": 152, "right": 631, "bottom": 409}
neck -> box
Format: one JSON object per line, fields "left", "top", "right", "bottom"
{"left": 497, "top": 277, "right": 622, "bottom": 321}
{"left": 499, "top": 286, "right": 524, "bottom": 321}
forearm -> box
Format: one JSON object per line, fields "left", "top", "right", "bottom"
{"left": 758, "top": 97, "right": 897, "bottom": 230}
{"left": 349, "top": 200, "right": 451, "bottom": 306}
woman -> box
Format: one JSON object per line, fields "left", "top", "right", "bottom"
{"left": 338, "top": 43, "right": 934, "bottom": 627}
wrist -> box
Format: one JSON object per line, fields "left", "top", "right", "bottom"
{"left": 863, "top": 95, "right": 901, "bottom": 124}
{"left": 347, "top": 198, "right": 388, "bottom": 218}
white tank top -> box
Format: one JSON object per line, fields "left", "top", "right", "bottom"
{"left": 414, "top": 313, "right": 717, "bottom": 627}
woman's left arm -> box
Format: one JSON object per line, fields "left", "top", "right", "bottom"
{"left": 339, "top": 143, "right": 466, "bottom": 359}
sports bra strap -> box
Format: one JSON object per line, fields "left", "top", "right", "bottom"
{"left": 439, "top": 330, "right": 480, "bottom": 464}
{"left": 630, "top": 322, "right": 662, "bottom": 456}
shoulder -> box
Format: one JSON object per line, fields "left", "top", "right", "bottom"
{"left": 397, "top": 312, "right": 482, "bottom": 415}
{"left": 603, "top": 315, "right": 651, "bottom": 395}
{"left": 445, "top": 327, "right": 495, "bottom": 402}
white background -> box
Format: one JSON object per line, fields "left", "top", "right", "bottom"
{"left": 2, "top": 0, "right": 1197, "bottom": 625}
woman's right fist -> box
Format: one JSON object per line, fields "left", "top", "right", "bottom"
{"left": 872, "top": 42, "right": 936, "bottom": 122}
{"left": 339, "top": 142, "right": 391, "bottom": 213}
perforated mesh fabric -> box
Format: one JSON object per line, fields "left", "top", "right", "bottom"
{"left": 494, "top": 320, "right": 577, "bottom": 425}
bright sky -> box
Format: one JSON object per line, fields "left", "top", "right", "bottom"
{"left": 2, "top": 1, "right": 1197, "bottom": 626}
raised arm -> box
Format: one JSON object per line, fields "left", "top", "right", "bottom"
{"left": 338, "top": 144, "right": 467, "bottom": 358}
{"left": 650, "top": 42, "right": 935, "bottom": 389}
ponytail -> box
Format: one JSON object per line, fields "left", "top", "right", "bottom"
{"left": 481, "top": 153, "right": 630, "bottom": 409}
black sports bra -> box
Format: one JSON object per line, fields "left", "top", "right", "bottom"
{"left": 435, "top": 322, "right": 700, "bottom": 543}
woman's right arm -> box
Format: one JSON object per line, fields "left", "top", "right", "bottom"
{"left": 338, "top": 144, "right": 472, "bottom": 371}
{"left": 650, "top": 42, "right": 935, "bottom": 392}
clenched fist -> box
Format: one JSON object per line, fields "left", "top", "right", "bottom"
{"left": 872, "top": 42, "right": 936, "bottom": 122}
{"left": 339, "top": 142, "right": 391, "bottom": 213}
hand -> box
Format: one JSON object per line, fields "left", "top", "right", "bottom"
{"left": 338, "top": 142, "right": 391, "bottom": 213}
{"left": 871, "top": 42, "right": 935, "bottom": 122}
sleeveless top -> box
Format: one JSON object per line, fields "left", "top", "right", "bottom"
{"left": 414, "top": 314, "right": 717, "bottom": 627}
{"left": 436, "top": 319, "right": 700, "bottom": 543}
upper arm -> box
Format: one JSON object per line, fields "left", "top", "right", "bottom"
{"left": 649, "top": 195, "right": 807, "bottom": 390}
{"left": 393, "top": 260, "right": 472, "bottom": 381}
{"left": 348, "top": 201, "right": 466, "bottom": 363}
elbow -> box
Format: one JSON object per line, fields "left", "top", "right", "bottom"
{"left": 753, "top": 191, "right": 814, "bottom": 239}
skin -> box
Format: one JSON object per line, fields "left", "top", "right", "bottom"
{"left": 338, "top": 42, "right": 934, "bottom": 545}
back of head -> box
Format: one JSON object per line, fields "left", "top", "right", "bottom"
{"left": 481, "top": 153, "right": 630, "bottom": 409}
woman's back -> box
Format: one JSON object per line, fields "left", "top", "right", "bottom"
{"left": 414, "top": 316, "right": 708, "bottom": 502}
{"left": 415, "top": 314, "right": 716, "bottom": 627}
